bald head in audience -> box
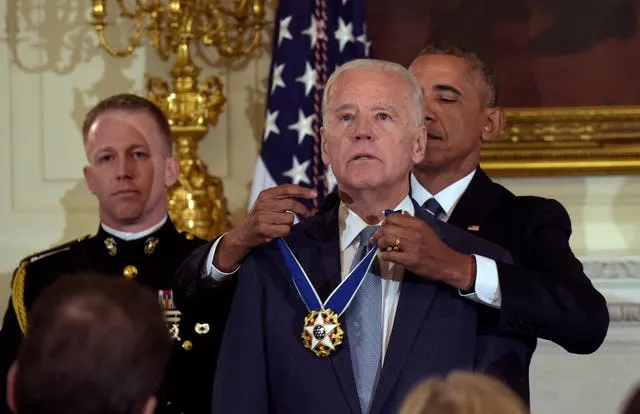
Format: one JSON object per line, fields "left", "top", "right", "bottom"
{"left": 399, "top": 371, "right": 529, "bottom": 414}
{"left": 6, "top": 274, "right": 170, "bottom": 414}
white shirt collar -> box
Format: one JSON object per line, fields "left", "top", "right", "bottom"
{"left": 101, "top": 214, "right": 168, "bottom": 241}
{"left": 340, "top": 195, "right": 415, "bottom": 252}
{"left": 410, "top": 169, "right": 476, "bottom": 219}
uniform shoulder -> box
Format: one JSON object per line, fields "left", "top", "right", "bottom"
{"left": 17, "top": 234, "right": 92, "bottom": 266}
{"left": 11, "top": 234, "right": 91, "bottom": 334}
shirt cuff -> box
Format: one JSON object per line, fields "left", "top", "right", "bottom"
{"left": 203, "top": 233, "right": 239, "bottom": 282}
{"left": 459, "top": 254, "right": 502, "bottom": 309}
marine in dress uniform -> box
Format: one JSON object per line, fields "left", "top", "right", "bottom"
{"left": 0, "top": 217, "right": 230, "bottom": 414}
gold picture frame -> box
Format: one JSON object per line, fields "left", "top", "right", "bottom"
{"left": 365, "top": 1, "right": 640, "bottom": 177}
{"left": 480, "top": 106, "right": 640, "bottom": 176}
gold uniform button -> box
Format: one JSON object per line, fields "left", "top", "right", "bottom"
{"left": 182, "top": 340, "right": 193, "bottom": 351}
{"left": 122, "top": 265, "right": 138, "bottom": 279}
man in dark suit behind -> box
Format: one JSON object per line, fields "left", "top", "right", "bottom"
{"left": 204, "top": 58, "right": 532, "bottom": 414}
{"left": 404, "top": 43, "right": 609, "bottom": 401}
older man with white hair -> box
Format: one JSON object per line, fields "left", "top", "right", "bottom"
{"left": 209, "top": 59, "right": 515, "bottom": 414}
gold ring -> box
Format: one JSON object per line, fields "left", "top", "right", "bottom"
{"left": 284, "top": 210, "right": 296, "bottom": 223}
{"left": 393, "top": 237, "right": 400, "bottom": 251}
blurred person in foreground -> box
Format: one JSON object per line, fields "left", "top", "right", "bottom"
{"left": 399, "top": 371, "right": 528, "bottom": 414}
{"left": 6, "top": 274, "right": 170, "bottom": 414}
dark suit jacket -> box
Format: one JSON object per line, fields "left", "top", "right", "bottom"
{"left": 209, "top": 199, "right": 526, "bottom": 414}
{"left": 444, "top": 168, "right": 609, "bottom": 355}
{"left": 0, "top": 220, "right": 223, "bottom": 414}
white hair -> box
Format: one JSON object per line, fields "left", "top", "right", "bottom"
{"left": 321, "top": 58, "right": 425, "bottom": 126}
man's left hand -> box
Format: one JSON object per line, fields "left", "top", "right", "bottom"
{"left": 370, "top": 212, "right": 476, "bottom": 291}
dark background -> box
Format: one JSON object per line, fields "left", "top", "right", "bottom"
{"left": 366, "top": 0, "right": 640, "bottom": 107}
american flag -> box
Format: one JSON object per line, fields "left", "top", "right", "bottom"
{"left": 248, "top": 0, "right": 371, "bottom": 210}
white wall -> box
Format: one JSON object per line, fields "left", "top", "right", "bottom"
{"left": 1, "top": 2, "right": 640, "bottom": 413}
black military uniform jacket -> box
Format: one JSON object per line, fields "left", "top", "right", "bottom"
{"left": 0, "top": 218, "right": 230, "bottom": 414}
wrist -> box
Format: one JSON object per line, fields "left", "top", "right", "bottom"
{"left": 213, "top": 230, "right": 250, "bottom": 272}
{"left": 448, "top": 253, "right": 476, "bottom": 291}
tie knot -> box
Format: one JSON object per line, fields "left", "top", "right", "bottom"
{"left": 423, "top": 197, "right": 444, "bottom": 218}
{"left": 359, "top": 225, "right": 379, "bottom": 245}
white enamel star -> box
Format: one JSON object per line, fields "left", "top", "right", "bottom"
{"left": 305, "top": 312, "right": 338, "bottom": 350}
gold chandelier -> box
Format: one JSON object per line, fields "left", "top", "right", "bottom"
{"left": 89, "top": 0, "right": 268, "bottom": 240}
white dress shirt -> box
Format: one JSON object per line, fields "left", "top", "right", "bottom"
{"left": 339, "top": 195, "right": 414, "bottom": 361}
{"left": 410, "top": 170, "right": 501, "bottom": 308}
{"left": 101, "top": 214, "right": 168, "bottom": 240}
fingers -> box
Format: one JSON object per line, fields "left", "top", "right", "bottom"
{"left": 278, "top": 199, "right": 311, "bottom": 218}
{"left": 371, "top": 223, "right": 415, "bottom": 249}
{"left": 378, "top": 249, "right": 412, "bottom": 266}
{"left": 255, "top": 224, "right": 294, "bottom": 243}
{"left": 375, "top": 233, "right": 408, "bottom": 252}
{"left": 381, "top": 212, "right": 422, "bottom": 229}
{"left": 256, "top": 211, "right": 297, "bottom": 227}
{"left": 267, "top": 184, "right": 318, "bottom": 200}
{"left": 255, "top": 186, "right": 315, "bottom": 218}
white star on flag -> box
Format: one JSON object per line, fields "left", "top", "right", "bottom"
{"left": 271, "top": 63, "right": 286, "bottom": 94}
{"left": 301, "top": 16, "right": 319, "bottom": 49}
{"left": 278, "top": 16, "right": 293, "bottom": 46}
{"left": 288, "top": 110, "right": 315, "bottom": 145}
{"left": 263, "top": 110, "right": 280, "bottom": 141}
{"left": 304, "top": 313, "right": 338, "bottom": 350}
{"left": 296, "top": 62, "right": 317, "bottom": 97}
{"left": 282, "top": 156, "right": 311, "bottom": 185}
{"left": 334, "top": 18, "right": 354, "bottom": 52}
{"left": 357, "top": 25, "right": 372, "bottom": 56}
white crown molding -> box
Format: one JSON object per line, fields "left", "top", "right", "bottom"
{"left": 581, "top": 256, "right": 640, "bottom": 280}
{"left": 579, "top": 257, "right": 640, "bottom": 323}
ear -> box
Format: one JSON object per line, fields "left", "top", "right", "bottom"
{"left": 481, "top": 107, "right": 505, "bottom": 142}
{"left": 83, "top": 166, "right": 97, "bottom": 195}
{"left": 140, "top": 396, "right": 157, "bottom": 414}
{"left": 320, "top": 126, "right": 330, "bottom": 166}
{"left": 410, "top": 124, "right": 427, "bottom": 165}
{"left": 7, "top": 362, "right": 18, "bottom": 413}
{"left": 164, "top": 156, "right": 179, "bottom": 188}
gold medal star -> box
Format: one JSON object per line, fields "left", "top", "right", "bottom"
{"left": 304, "top": 312, "right": 338, "bottom": 350}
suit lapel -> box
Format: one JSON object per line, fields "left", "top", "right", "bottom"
{"left": 448, "top": 167, "right": 501, "bottom": 230}
{"left": 370, "top": 273, "right": 440, "bottom": 414}
{"left": 369, "top": 205, "right": 443, "bottom": 414}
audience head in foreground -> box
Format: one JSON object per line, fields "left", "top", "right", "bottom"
{"left": 399, "top": 371, "right": 529, "bottom": 414}
{"left": 6, "top": 274, "right": 170, "bottom": 414}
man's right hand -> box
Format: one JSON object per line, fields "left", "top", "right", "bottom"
{"left": 213, "top": 184, "right": 317, "bottom": 272}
